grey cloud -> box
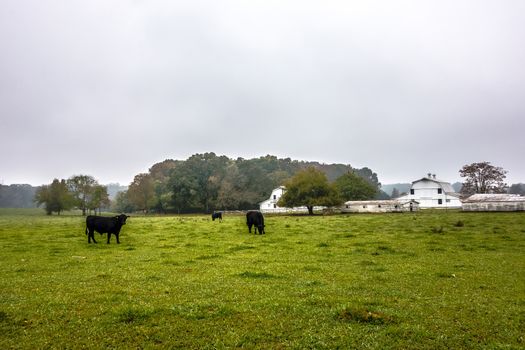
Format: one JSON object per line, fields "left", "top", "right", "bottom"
{"left": 1, "top": 0, "right": 524, "bottom": 186}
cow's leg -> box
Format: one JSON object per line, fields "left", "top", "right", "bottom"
{"left": 107, "top": 233, "right": 111, "bottom": 244}
{"left": 248, "top": 224, "right": 252, "bottom": 233}
{"left": 89, "top": 229, "right": 97, "bottom": 243}
{"left": 116, "top": 233, "right": 120, "bottom": 244}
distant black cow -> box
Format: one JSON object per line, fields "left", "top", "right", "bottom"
{"left": 85, "top": 214, "right": 128, "bottom": 244}
{"left": 246, "top": 210, "right": 265, "bottom": 234}
{"left": 211, "top": 212, "right": 223, "bottom": 222}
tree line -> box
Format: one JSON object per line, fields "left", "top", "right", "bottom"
{"left": 115, "top": 153, "right": 381, "bottom": 214}
{"left": 0, "top": 184, "right": 37, "bottom": 208}
{"left": 7, "top": 156, "right": 523, "bottom": 214}
{"left": 29, "top": 153, "right": 380, "bottom": 215}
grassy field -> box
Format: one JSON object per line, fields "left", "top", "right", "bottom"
{"left": 0, "top": 209, "right": 524, "bottom": 349}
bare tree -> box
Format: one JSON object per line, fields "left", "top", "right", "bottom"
{"left": 459, "top": 161, "right": 507, "bottom": 195}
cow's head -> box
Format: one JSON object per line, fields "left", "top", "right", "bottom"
{"left": 116, "top": 214, "right": 129, "bottom": 225}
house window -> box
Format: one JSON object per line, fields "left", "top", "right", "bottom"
{"left": 410, "top": 189, "right": 414, "bottom": 195}
{"left": 446, "top": 199, "right": 450, "bottom": 203}
{"left": 273, "top": 195, "right": 277, "bottom": 200}
{"left": 437, "top": 188, "right": 442, "bottom": 194}
{"left": 438, "top": 199, "right": 443, "bottom": 205}
{"left": 363, "top": 205, "right": 367, "bottom": 208}
{"left": 274, "top": 204, "right": 277, "bottom": 208}
{"left": 378, "top": 204, "right": 382, "bottom": 208}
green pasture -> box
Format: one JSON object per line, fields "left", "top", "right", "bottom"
{"left": 0, "top": 209, "right": 524, "bottom": 349}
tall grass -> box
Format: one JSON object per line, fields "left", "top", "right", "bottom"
{"left": 0, "top": 209, "right": 524, "bottom": 349}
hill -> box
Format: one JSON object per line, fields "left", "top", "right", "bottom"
{"left": 0, "top": 184, "right": 37, "bottom": 208}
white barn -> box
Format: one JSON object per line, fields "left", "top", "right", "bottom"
{"left": 397, "top": 174, "right": 462, "bottom": 209}
{"left": 462, "top": 194, "right": 525, "bottom": 211}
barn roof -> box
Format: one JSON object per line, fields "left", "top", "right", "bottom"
{"left": 463, "top": 194, "right": 525, "bottom": 203}
{"left": 412, "top": 176, "right": 456, "bottom": 193}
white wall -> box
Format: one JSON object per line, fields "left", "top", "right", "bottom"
{"left": 260, "top": 187, "right": 286, "bottom": 212}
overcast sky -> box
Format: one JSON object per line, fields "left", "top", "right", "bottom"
{"left": 1, "top": 1, "right": 524, "bottom": 187}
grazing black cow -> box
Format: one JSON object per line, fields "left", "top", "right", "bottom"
{"left": 246, "top": 210, "right": 265, "bottom": 234}
{"left": 211, "top": 212, "right": 223, "bottom": 222}
{"left": 85, "top": 214, "right": 128, "bottom": 244}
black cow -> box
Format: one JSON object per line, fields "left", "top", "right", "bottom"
{"left": 85, "top": 214, "right": 128, "bottom": 244}
{"left": 211, "top": 212, "right": 223, "bottom": 222}
{"left": 246, "top": 210, "right": 265, "bottom": 234}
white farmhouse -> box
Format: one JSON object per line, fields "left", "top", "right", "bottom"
{"left": 397, "top": 174, "right": 462, "bottom": 209}
{"left": 259, "top": 186, "right": 287, "bottom": 213}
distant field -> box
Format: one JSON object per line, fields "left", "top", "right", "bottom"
{"left": 0, "top": 209, "right": 524, "bottom": 349}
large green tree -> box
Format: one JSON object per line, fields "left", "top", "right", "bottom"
{"left": 334, "top": 171, "right": 378, "bottom": 201}
{"left": 67, "top": 175, "right": 98, "bottom": 216}
{"left": 278, "top": 167, "right": 341, "bottom": 215}
{"left": 459, "top": 161, "right": 507, "bottom": 195}
{"left": 167, "top": 153, "right": 230, "bottom": 213}
{"left": 34, "top": 179, "right": 73, "bottom": 215}
{"left": 168, "top": 166, "right": 199, "bottom": 213}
